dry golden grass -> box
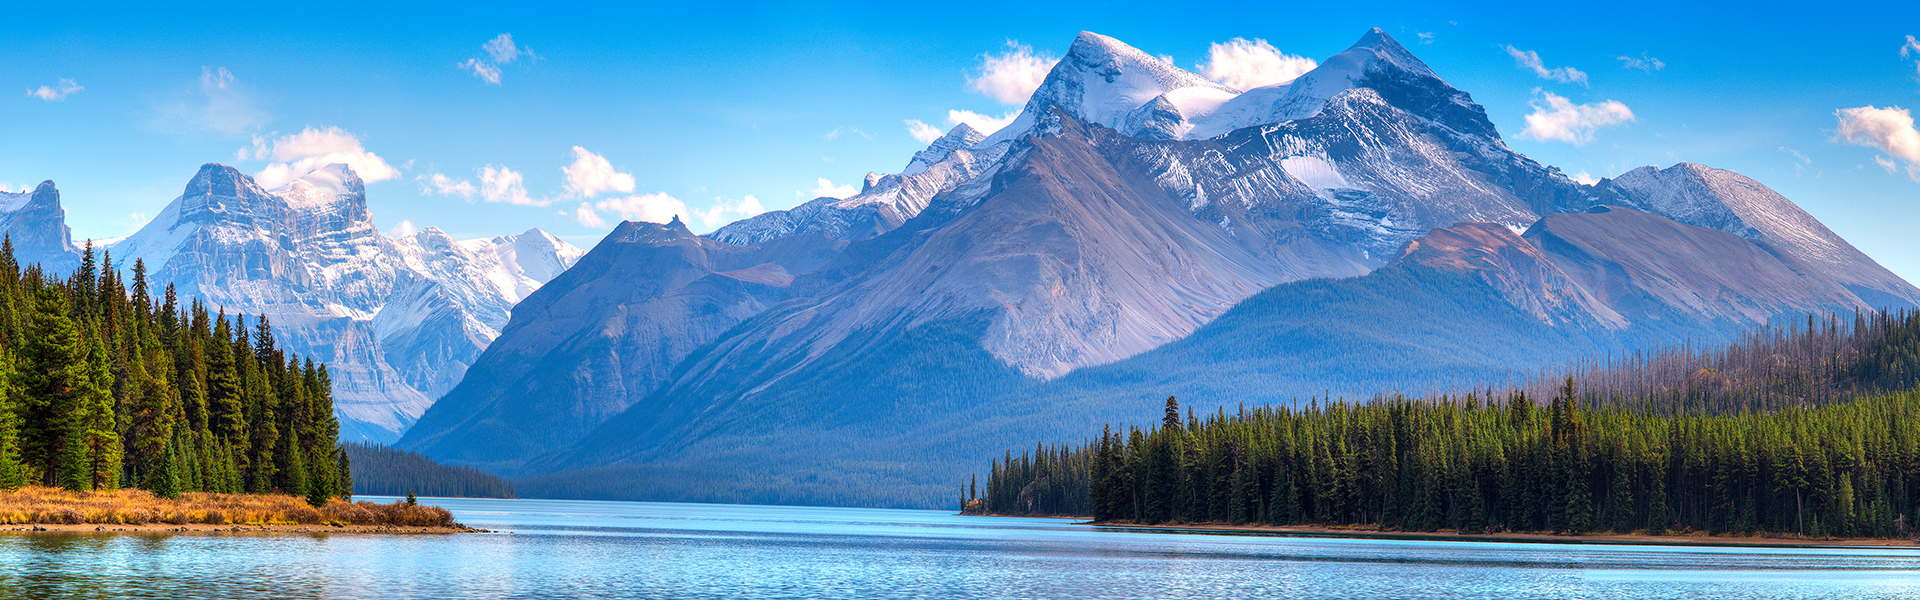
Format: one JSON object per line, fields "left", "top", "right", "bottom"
{"left": 0, "top": 486, "right": 455, "bottom": 527}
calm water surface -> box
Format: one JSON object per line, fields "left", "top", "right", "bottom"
{"left": 2, "top": 496, "right": 1917, "bottom": 599}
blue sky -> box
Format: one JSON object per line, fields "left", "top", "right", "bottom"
{"left": 5, "top": 2, "right": 1918, "bottom": 282}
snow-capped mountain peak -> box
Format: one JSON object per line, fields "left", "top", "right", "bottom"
{"left": 981, "top": 31, "right": 1234, "bottom": 146}
{"left": 904, "top": 123, "right": 985, "bottom": 175}
{"left": 274, "top": 163, "right": 363, "bottom": 208}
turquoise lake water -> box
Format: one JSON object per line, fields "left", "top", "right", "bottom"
{"left": 3, "top": 495, "right": 1918, "bottom": 599}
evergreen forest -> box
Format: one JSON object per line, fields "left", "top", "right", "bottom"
{"left": 0, "top": 240, "right": 351, "bottom": 507}
{"left": 343, "top": 443, "right": 515, "bottom": 499}
{"left": 981, "top": 310, "right": 1920, "bottom": 538}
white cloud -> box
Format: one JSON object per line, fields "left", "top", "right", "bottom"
{"left": 485, "top": 34, "right": 526, "bottom": 64}
{"left": 947, "top": 109, "right": 1017, "bottom": 135}
{"left": 693, "top": 195, "right": 766, "bottom": 229}
{"left": 562, "top": 146, "right": 636, "bottom": 198}
{"left": 1835, "top": 105, "right": 1920, "bottom": 180}
{"left": 1877, "top": 155, "right": 1899, "bottom": 173}
{"left": 1571, "top": 171, "right": 1599, "bottom": 185}
{"left": 577, "top": 192, "right": 691, "bottom": 228}
{"left": 481, "top": 165, "right": 546, "bottom": 206}
{"left": 153, "top": 67, "right": 268, "bottom": 136}
{"left": 27, "top": 78, "right": 82, "bottom": 101}
{"left": 1905, "top": 35, "right": 1920, "bottom": 76}
{"left": 1198, "top": 38, "right": 1317, "bottom": 90}
{"left": 387, "top": 219, "right": 418, "bottom": 237}
{"left": 1519, "top": 91, "right": 1635, "bottom": 145}
{"left": 460, "top": 33, "right": 533, "bottom": 85}
{"left": 1616, "top": 53, "right": 1666, "bottom": 72}
{"left": 1505, "top": 46, "right": 1589, "bottom": 86}
{"left": 804, "top": 178, "right": 857, "bottom": 200}
{"left": 240, "top": 126, "right": 400, "bottom": 190}
{"left": 905, "top": 119, "right": 945, "bottom": 143}
{"left": 459, "top": 59, "right": 501, "bottom": 85}
{"left": 419, "top": 173, "right": 477, "bottom": 199}
{"left": 1416, "top": 32, "right": 1435, "bottom": 45}
{"left": 969, "top": 41, "right": 1057, "bottom": 105}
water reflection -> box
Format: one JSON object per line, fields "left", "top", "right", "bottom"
{"left": 0, "top": 497, "right": 1915, "bottom": 599}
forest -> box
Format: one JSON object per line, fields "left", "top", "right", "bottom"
{"left": 0, "top": 239, "right": 351, "bottom": 507}
{"left": 343, "top": 443, "right": 515, "bottom": 498}
{"left": 981, "top": 310, "right": 1920, "bottom": 538}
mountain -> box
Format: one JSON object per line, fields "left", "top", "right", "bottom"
{"left": 399, "top": 217, "right": 843, "bottom": 468}
{"left": 1594, "top": 163, "right": 1919, "bottom": 311}
{"left": 109, "top": 163, "right": 584, "bottom": 442}
{"left": 0, "top": 180, "right": 80, "bottom": 272}
{"left": 401, "top": 29, "right": 1918, "bottom": 508}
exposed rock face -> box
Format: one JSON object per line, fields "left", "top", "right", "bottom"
{"left": 398, "top": 218, "right": 843, "bottom": 467}
{"left": 1399, "top": 221, "right": 1625, "bottom": 330}
{"left": 109, "top": 163, "right": 583, "bottom": 442}
{"left": 1522, "top": 206, "right": 1870, "bottom": 326}
{"left": 0, "top": 180, "right": 80, "bottom": 272}
{"left": 1596, "top": 163, "right": 1920, "bottom": 310}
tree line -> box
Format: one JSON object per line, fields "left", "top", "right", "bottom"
{"left": 0, "top": 240, "right": 351, "bottom": 507}
{"left": 982, "top": 309, "right": 1920, "bottom": 538}
{"left": 342, "top": 443, "right": 514, "bottom": 499}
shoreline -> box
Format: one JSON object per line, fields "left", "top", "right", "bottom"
{"left": 2, "top": 522, "right": 482, "bottom": 535}
{"left": 1086, "top": 521, "right": 1920, "bottom": 548}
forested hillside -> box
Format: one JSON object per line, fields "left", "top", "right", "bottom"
{"left": 0, "top": 239, "right": 351, "bottom": 506}
{"left": 984, "top": 310, "right": 1920, "bottom": 538}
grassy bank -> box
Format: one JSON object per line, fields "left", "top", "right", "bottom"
{"left": 0, "top": 487, "right": 458, "bottom": 528}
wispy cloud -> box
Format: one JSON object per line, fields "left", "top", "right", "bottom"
{"left": 1505, "top": 46, "right": 1588, "bottom": 86}
{"left": 562, "top": 146, "right": 636, "bottom": 198}
{"left": 1416, "top": 32, "right": 1436, "bottom": 45}
{"left": 1198, "top": 38, "right": 1317, "bottom": 90}
{"left": 152, "top": 67, "right": 269, "bottom": 136}
{"left": 823, "top": 127, "right": 871, "bottom": 140}
{"left": 461, "top": 33, "right": 535, "bottom": 85}
{"left": 1519, "top": 91, "right": 1634, "bottom": 145}
{"left": 1616, "top": 52, "right": 1666, "bottom": 72}
{"left": 418, "top": 172, "right": 477, "bottom": 199}
{"left": 1835, "top": 105, "right": 1920, "bottom": 181}
{"left": 1570, "top": 171, "right": 1599, "bottom": 185}
{"left": 239, "top": 126, "right": 399, "bottom": 190}
{"left": 969, "top": 41, "right": 1057, "bottom": 105}
{"left": 27, "top": 78, "right": 82, "bottom": 101}
{"left": 1779, "top": 146, "right": 1812, "bottom": 175}
{"left": 1904, "top": 35, "right": 1920, "bottom": 77}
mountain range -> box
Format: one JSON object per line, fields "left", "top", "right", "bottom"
{"left": 396, "top": 29, "right": 1918, "bottom": 507}
{"left": 20, "top": 163, "right": 586, "bottom": 443}
{"left": 7, "top": 28, "right": 1912, "bottom": 508}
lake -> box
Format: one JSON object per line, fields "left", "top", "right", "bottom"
{"left": 2, "top": 496, "right": 1917, "bottom": 599}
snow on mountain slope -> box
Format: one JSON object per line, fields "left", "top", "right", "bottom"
{"left": 708, "top": 123, "right": 1004, "bottom": 245}
{"left": 0, "top": 180, "right": 79, "bottom": 272}
{"left": 109, "top": 163, "right": 583, "bottom": 442}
